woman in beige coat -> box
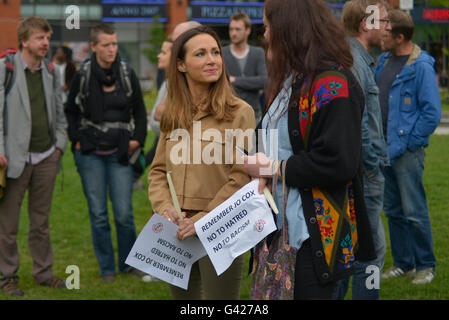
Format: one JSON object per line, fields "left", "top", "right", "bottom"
{"left": 148, "top": 26, "right": 255, "bottom": 299}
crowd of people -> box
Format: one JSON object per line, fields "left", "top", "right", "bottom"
{"left": 0, "top": 0, "right": 442, "bottom": 300}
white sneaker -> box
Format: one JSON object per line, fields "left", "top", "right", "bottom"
{"left": 382, "top": 266, "right": 416, "bottom": 279}
{"left": 412, "top": 268, "right": 435, "bottom": 285}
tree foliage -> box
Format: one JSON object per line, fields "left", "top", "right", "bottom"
{"left": 429, "top": 0, "right": 449, "bottom": 7}
{"left": 142, "top": 16, "right": 166, "bottom": 65}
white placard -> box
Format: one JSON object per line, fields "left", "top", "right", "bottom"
{"left": 125, "top": 214, "right": 206, "bottom": 290}
{"left": 194, "top": 179, "right": 277, "bottom": 276}
{"left": 400, "top": 0, "right": 413, "bottom": 10}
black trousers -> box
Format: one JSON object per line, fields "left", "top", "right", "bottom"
{"left": 294, "top": 239, "right": 335, "bottom": 300}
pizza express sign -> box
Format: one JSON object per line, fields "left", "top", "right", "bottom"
{"left": 190, "top": 1, "right": 264, "bottom": 23}
{"left": 102, "top": 0, "right": 167, "bottom": 22}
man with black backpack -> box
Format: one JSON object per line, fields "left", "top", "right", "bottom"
{"left": 0, "top": 16, "right": 68, "bottom": 296}
{"left": 66, "top": 23, "right": 147, "bottom": 283}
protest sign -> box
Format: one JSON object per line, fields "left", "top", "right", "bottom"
{"left": 125, "top": 214, "right": 206, "bottom": 290}
{"left": 194, "top": 179, "right": 276, "bottom": 276}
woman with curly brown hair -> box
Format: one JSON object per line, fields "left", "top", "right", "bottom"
{"left": 244, "top": 0, "right": 376, "bottom": 299}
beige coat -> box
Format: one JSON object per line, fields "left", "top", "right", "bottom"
{"left": 148, "top": 100, "right": 256, "bottom": 222}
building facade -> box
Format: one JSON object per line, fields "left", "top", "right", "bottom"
{"left": 1, "top": 0, "right": 447, "bottom": 84}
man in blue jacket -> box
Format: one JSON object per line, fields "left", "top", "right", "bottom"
{"left": 375, "top": 9, "right": 441, "bottom": 284}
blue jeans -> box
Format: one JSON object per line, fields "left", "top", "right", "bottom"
{"left": 333, "top": 171, "right": 386, "bottom": 300}
{"left": 74, "top": 150, "right": 137, "bottom": 276}
{"left": 383, "top": 148, "right": 436, "bottom": 272}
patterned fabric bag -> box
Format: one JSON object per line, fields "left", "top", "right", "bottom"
{"left": 250, "top": 161, "right": 297, "bottom": 300}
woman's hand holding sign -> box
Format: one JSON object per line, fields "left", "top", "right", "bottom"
{"left": 177, "top": 217, "right": 197, "bottom": 241}
{"left": 162, "top": 206, "right": 186, "bottom": 224}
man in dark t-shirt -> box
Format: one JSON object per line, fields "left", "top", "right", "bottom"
{"left": 377, "top": 54, "right": 409, "bottom": 136}
{"left": 223, "top": 12, "right": 267, "bottom": 122}
{"left": 375, "top": 10, "right": 440, "bottom": 285}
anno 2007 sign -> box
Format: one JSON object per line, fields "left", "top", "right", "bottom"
{"left": 102, "top": 0, "right": 167, "bottom": 22}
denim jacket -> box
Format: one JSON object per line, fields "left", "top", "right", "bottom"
{"left": 375, "top": 45, "right": 441, "bottom": 163}
{"left": 349, "top": 37, "right": 389, "bottom": 177}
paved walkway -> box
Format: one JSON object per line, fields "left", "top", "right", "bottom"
{"left": 435, "top": 111, "right": 449, "bottom": 135}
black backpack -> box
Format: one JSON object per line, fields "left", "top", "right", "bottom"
{"left": 75, "top": 59, "right": 134, "bottom": 114}
{"left": 1, "top": 49, "right": 58, "bottom": 136}
{"left": 0, "top": 48, "right": 19, "bottom": 96}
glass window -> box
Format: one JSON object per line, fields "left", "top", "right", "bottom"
{"left": 34, "top": 0, "right": 61, "bottom": 3}
{"left": 35, "top": 5, "right": 62, "bottom": 19}
{"left": 21, "top": 0, "right": 102, "bottom": 3}
{"left": 211, "top": 0, "right": 258, "bottom": 1}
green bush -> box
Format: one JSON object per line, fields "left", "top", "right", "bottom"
{"left": 440, "top": 89, "right": 449, "bottom": 113}
{"left": 142, "top": 16, "right": 167, "bottom": 65}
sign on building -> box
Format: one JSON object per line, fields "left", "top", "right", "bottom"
{"left": 190, "top": 1, "right": 264, "bottom": 23}
{"left": 102, "top": 0, "right": 167, "bottom": 22}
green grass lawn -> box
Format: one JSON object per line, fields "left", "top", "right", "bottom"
{"left": 379, "top": 134, "right": 449, "bottom": 300}
{"left": 2, "top": 132, "right": 448, "bottom": 300}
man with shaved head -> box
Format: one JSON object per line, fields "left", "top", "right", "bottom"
{"left": 172, "top": 21, "right": 202, "bottom": 41}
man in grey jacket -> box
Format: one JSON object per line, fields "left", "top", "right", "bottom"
{"left": 223, "top": 12, "right": 267, "bottom": 122}
{"left": 334, "top": 0, "right": 390, "bottom": 300}
{"left": 0, "top": 16, "right": 68, "bottom": 296}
